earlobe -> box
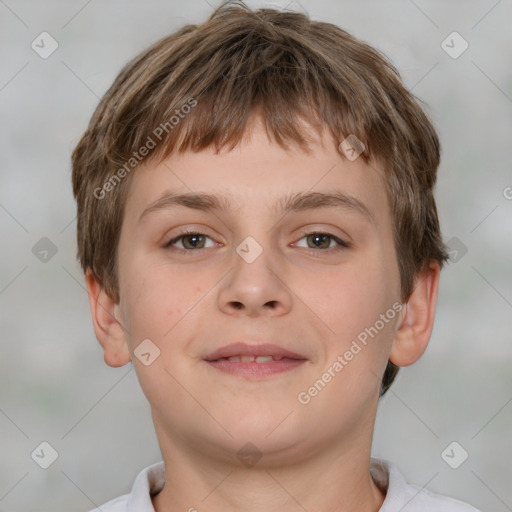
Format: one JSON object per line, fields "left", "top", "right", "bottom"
{"left": 85, "top": 269, "right": 131, "bottom": 367}
{"left": 390, "top": 262, "right": 441, "bottom": 367}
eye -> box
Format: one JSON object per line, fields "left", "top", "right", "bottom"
{"left": 165, "top": 231, "right": 216, "bottom": 250}
{"left": 293, "top": 232, "right": 349, "bottom": 251}
{"left": 164, "top": 230, "right": 349, "bottom": 253}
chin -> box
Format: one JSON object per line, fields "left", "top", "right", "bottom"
{"left": 219, "top": 414, "right": 311, "bottom": 455}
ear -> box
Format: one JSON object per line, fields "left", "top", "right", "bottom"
{"left": 390, "top": 262, "right": 441, "bottom": 367}
{"left": 85, "top": 268, "right": 131, "bottom": 367}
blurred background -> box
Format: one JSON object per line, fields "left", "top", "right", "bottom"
{"left": 1, "top": 0, "right": 511, "bottom": 510}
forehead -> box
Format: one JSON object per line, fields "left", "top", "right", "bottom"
{"left": 123, "top": 118, "right": 389, "bottom": 225}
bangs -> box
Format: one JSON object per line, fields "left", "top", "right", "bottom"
{"left": 98, "top": 8, "right": 405, "bottom": 172}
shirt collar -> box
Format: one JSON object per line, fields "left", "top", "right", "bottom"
{"left": 127, "top": 461, "right": 165, "bottom": 512}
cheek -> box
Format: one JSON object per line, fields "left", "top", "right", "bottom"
{"left": 311, "top": 256, "right": 398, "bottom": 339}
{"left": 307, "top": 254, "right": 400, "bottom": 401}
{"left": 119, "top": 260, "right": 198, "bottom": 345}
{"left": 297, "top": 264, "right": 399, "bottom": 416}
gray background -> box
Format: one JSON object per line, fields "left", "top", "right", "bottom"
{"left": 1, "top": 0, "right": 511, "bottom": 510}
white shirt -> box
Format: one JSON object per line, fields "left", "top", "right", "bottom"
{"left": 90, "top": 458, "right": 481, "bottom": 512}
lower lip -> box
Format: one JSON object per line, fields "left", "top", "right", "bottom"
{"left": 205, "top": 358, "right": 306, "bottom": 378}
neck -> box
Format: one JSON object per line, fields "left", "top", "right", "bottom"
{"left": 151, "top": 422, "right": 385, "bottom": 512}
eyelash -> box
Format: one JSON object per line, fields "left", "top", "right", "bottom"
{"left": 164, "top": 229, "right": 350, "bottom": 254}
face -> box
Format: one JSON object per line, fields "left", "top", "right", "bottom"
{"left": 114, "top": 117, "right": 402, "bottom": 464}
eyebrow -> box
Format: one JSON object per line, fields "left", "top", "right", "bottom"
{"left": 139, "top": 190, "right": 374, "bottom": 224}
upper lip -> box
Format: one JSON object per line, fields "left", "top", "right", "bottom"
{"left": 204, "top": 342, "right": 307, "bottom": 361}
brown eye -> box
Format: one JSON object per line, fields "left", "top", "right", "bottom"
{"left": 165, "top": 232, "right": 215, "bottom": 250}
{"left": 294, "top": 232, "right": 349, "bottom": 251}
{"left": 307, "top": 233, "right": 332, "bottom": 249}
{"left": 181, "top": 234, "right": 206, "bottom": 249}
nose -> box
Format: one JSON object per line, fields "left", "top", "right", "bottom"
{"left": 217, "top": 241, "right": 293, "bottom": 318}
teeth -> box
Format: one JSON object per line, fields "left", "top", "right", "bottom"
{"left": 224, "top": 355, "right": 281, "bottom": 363}
{"left": 255, "top": 355, "right": 274, "bottom": 363}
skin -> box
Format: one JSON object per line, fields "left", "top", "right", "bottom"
{"left": 86, "top": 116, "right": 440, "bottom": 512}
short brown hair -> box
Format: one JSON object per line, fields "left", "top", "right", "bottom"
{"left": 71, "top": 1, "right": 449, "bottom": 395}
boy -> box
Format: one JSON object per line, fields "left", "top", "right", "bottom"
{"left": 71, "top": 2, "right": 480, "bottom": 510}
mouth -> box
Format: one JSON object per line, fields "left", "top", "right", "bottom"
{"left": 204, "top": 342, "right": 307, "bottom": 379}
